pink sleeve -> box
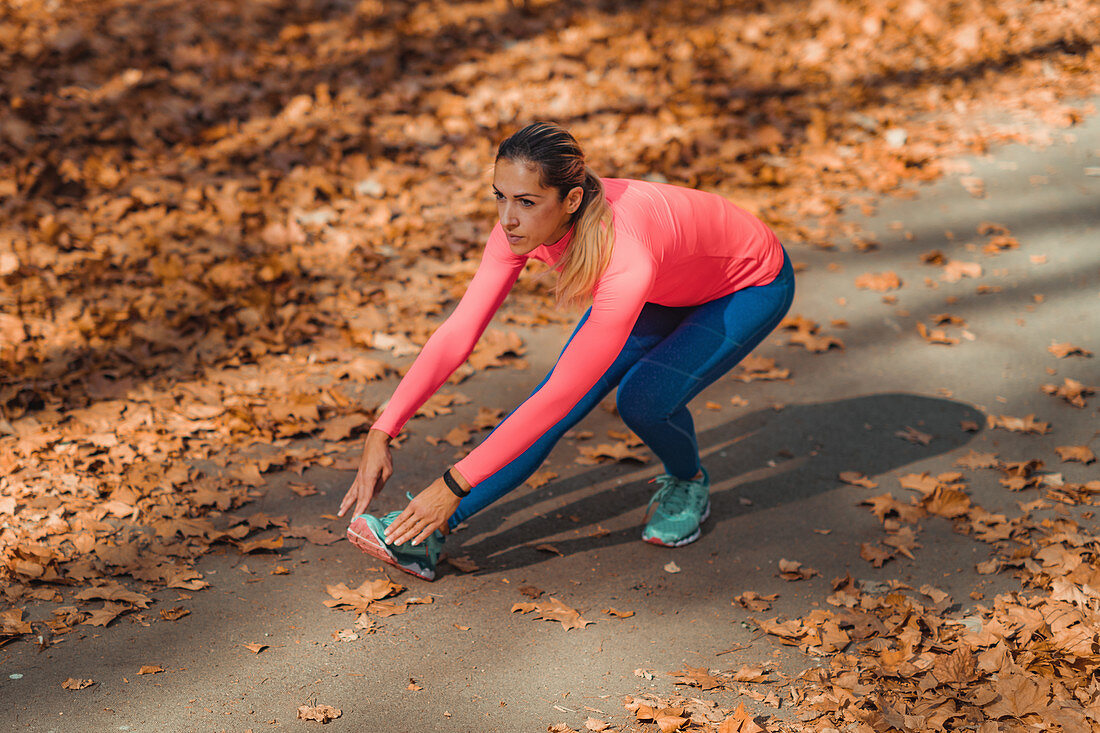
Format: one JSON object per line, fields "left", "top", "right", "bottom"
{"left": 454, "top": 248, "right": 657, "bottom": 486}
{"left": 370, "top": 225, "right": 525, "bottom": 440}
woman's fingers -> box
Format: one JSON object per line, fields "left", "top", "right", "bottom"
{"left": 384, "top": 506, "right": 416, "bottom": 544}
{"left": 387, "top": 507, "right": 438, "bottom": 547}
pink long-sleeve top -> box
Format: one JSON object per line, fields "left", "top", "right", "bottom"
{"left": 370, "top": 178, "right": 784, "bottom": 486}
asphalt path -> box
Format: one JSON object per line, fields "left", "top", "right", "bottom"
{"left": 3, "top": 100, "right": 1098, "bottom": 732}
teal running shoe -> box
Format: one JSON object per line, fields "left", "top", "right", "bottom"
{"left": 641, "top": 468, "right": 711, "bottom": 547}
{"left": 347, "top": 497, "right": 444, "bottom": 581}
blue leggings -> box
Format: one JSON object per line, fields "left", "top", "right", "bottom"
{"left": 448, "top": 249, "right": 795, "bottom": 529}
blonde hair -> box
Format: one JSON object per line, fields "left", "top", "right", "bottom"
{"left": 496, "top": 122, "right": 614, "bottom": 309}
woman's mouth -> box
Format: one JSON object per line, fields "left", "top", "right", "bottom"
{"left": 506, "top": 233, "right": 523, "bottom": 244}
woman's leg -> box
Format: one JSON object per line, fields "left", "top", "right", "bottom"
{"left": 447, "top": 302, "right": 692, "bottom": 529}
{"left": 616, "top": 251, "right": 796, "bottom": 479}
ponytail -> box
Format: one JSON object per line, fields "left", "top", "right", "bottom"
{"left": 496, "top": 122, "right": 615, "bottom": 309}
{"left": 553, "top": 168, "right": 614, "bottom": 309}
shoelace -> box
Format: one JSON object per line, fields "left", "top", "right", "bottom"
{"left": 646, "top": 474, "right": 692, "bottom": 517}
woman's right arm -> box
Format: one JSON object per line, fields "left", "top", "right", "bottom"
{"left": 338, "top": 225, "right": 524, "bottom": 517}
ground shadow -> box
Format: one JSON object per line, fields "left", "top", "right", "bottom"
{"left": 450, "top": 392, "right": 981, "bottom": 572}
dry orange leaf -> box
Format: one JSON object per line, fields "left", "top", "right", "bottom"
{"left": 1055, "top": 445, "right": 1095, "bottom": 464}
{"left": 1048, "top": 342, "right": 1092, "bottom": 358}
{"left": 855, "top": 271, "right": 901, "bottom": 291}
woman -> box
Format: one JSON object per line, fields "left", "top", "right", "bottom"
{"left": 336, "top": 122, "right": 795, "bottom": 580}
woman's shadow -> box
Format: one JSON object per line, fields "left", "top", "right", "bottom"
{"left": 448, "top": 393, "right": 982, "bottom": 573}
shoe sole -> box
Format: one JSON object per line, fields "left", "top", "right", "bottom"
{"left": 643, "top": 500, "right": 711, "bottom": 548}
{"left": 347, "top": 518, "right": 435, "bottom": 581}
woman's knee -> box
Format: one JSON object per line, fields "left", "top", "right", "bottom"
{"left": 616, "top": 377, "right": 673, "bottom": 431}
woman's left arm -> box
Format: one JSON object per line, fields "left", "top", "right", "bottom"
{"left": 385, "top": 253, "right": 657, "bottom": 546}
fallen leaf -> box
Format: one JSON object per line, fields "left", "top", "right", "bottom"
{"left": 61, "top": 678, "right": 95, "bottom": 690}
{"left": 1048, "top": 342, "right": 1092, "bottom": 358}
{"left": 297, "top": 703, "right": 341, "bottom": 723}
{"left": 1055, "top": 445, "right": 1095, "bottom": 464}
{"left": 777, "top": 559, "right": 818, "bottom": 581}
{"left": 855, "top": 271, "right": 901, "bottom": 291}
{"left": 734, "top": 591, "right": 779, "bottom": 612}
{"left": 242, "top": 643, "right": 267, "bottom": 653}
{"left": 895, "top": 426, "right": 933, "bottom": 445}
{"left": 673, "top": 665, "right": 724, "bottom": 691}
{"left": 324, "top": 578, "right": 404, "bottom": 613}
{"left": 859, "top": 542, "right": 895, "bottom": 567}
{"left": 664, "top": 561, "right": 681, "bottom": 574}
{"left": 987, "top": 413, "right": 1051, "bottom": 434}
{"left": 838, "top": 471, "right": 878, "bottom": 488}
{"left": 137, "top": 665, "right": 163, "bottom": 675}
{"left": 603, "top": 607, "right": 635, "bottom": 618}
{"left": 526, "top": 469, "right": 558, "bottom": 488}
{"left": 533, "top": 543, "right": 563, "bottom": 556}
{"left": 444, "top": 555, "right": 479, "bottom": 573}
{"left": 576, "top": 441, "right": 650, "bottom": 464}
{"left": 235, "top": 534, "right": 285, "bottom": 554}
{"left": 511, "top": 597, "right": 593, "bottom": 631}
{"left": 941, "top": 260, "right": 982, "bottom": 282}
{"left": 1041, "top": 377, "right": 1094, "bottom": 408}
{"left": 159, "top": 607, "right": 190, "bottom": 621}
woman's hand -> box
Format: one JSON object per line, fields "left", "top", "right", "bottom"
{"left": 384, "top": 473, "right": 467, "bottom": 547}
{"left": 338, "top": 429, "right": 395, "bottom": 519}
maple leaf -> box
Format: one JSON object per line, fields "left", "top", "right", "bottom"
{"left": 838, "top": 471, "right": 878, "bottom": 488}
{"left": 734, "top": 591, "right": 779, "bottom": 612}
{"left": 1041, "top": 377, "right": 1094, "bottom": 408}
{"left": 1047, "top": 342, "right": 1092, "bottom": 358}
{"left": 511, "top": 597, "right": 592, "bottom": 631}
{"left": 235, "top": 534, "right": 285, "bottom": 554}
{"left": 855, "top": 271, "right": 901, "bottom": 291}
{"left": 787, "top": 329, "right": 844, "bottom": 353}
{"left": 776, "top": 559, "right": 817, "bottom": 581}
{"left": 895, "top": 425, "right": 933, "bottom": 445}
{"left": 922, "top": 486, "right": 972, "bottom": 518}
{"left": 324, "top": 578, "right": 403, "bottom": 612}
{"left": 81, "top": 602, "right": 131, "bottom": 628}
{"left": 1055, "top": 445, "right": 1095, "bottom": 464}
{"left": 916, "top": 321, "right": 959, "bottom": 345}
{"left": 444, "top": 555, "right": 479, "bottom": 573}
{"left": 883, "top": 526, "right": 921, "bottom": 559}
{"left": 672, "top": 665, "right": 724, "bottom": 691}
{"left": 61, "top": 678, "right": 96, "bottom": 690}
{"left": 603, "top": 607, "right": 634, "bottom": 618}
{"left": 137, "top": 665, "right": 163, "bottom": 675}
{"left": 987, "top": 413, "right": 1051, "bottom": 434}
{"left": 159, "top": 606, "right": 190, "bottom": 621}
{"left": 297, "top": 704, "right": 341, "bottom": 723}
{"left": 954, "top": 450, "right": 999, "bottom": 469}
{"left": 859, "top": 542, "right": 894, "bottom": 567}
{"left": 718, "top": 702, "right": 766, "bottom": 733}
{"left": 941, "top": 260, "right": 982, "bottom": 282}
{"left": 576, "top": 441, "right": 649, "bottom": 464}
{"left": 283, "top": 525, "right": 341, "bottom": 545}
{"left": 525, "top": 469, "right": 558, "bottom": 488}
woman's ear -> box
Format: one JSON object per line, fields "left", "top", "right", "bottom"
{"left": 566, "top": 185, "right": 584, "bottom": 215}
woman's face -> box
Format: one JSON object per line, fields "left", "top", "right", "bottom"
{"left": 492, "top": 158, "right": 581, "bottom": 256}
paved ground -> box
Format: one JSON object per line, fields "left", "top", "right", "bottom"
{"left": 3, "top": 101, "right": 1098, "bottom": 732}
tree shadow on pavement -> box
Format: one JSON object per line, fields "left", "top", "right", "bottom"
{"left": 451, "top": 392, "right": 982, "bottom": 574}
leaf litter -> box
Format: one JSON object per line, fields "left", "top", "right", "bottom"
{"left": 0, "top": 0, "right": 1098, "bottom": 727}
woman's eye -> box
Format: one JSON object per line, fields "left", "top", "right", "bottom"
{"left": 519, "top": 199, "right": 533, "bottom": 207}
